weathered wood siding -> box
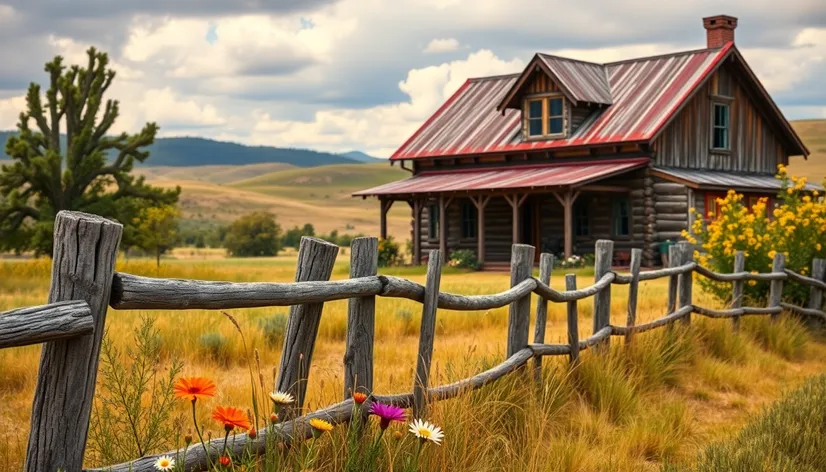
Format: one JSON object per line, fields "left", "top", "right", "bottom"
{"left": 525, "top": 71, "right": 561, "bottom": 94}
{"left": 653, "top": 65, "right": 787, "bottom": 173}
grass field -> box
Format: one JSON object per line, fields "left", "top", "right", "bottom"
{"left": 0, "top": 255, "right": 824, "bottom": 470}
{"left": 788, "top": 119, "right": 826, "bottom": 184}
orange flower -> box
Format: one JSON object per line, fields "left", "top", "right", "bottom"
{"left": 353, "top": 392, "right": 368, "bottom": 405}
{"left": 174, "top": 377, "right": 216, "bottom": 401}
{"left": 219, "top": 455, "right": 231, "bottom": 466}
{"left": 248, "top": 427, "right": 257, "bottom": 440}
{"left": 212, "top": 406, "right": 251, "bottom": 431}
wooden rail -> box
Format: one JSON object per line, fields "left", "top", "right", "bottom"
{"left": 0, "top": 211, "right": 824, "bottom": 471}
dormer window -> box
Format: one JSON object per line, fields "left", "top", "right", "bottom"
{"left": 524, "top": 94, "right": 568, "bottom": 140}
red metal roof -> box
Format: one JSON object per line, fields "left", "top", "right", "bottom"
{"left": 391, "top": 44, "right": 733, "bottom": 160}
{"left": 353, "top": 158, "right": 649, "bottom": 196}
{"left": 537, "top": 54, "right": 613, "bottom": 105}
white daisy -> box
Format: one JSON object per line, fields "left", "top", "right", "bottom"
{"left": 154, "top": 455, "right": 175, "bottom": 471}
{"left": 269, "top": 390, "right": 295, "bottom": 405}
{"left": 408, "top": 418, "right": 444, "bottom": 445}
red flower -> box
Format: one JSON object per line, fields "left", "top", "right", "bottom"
{"left": 353, "top": 392, "right": 368, "bottom": 405}
{"left": 219, "top": 455, "right": 231, "bottom": 466}
{"left": 248, "top": 427, "right": 257, "bottom": 440}
{"left": 174, "top": 377, "right": 216, "bottom": 401}
{"left": 212, "top": 406, "right": 251, "bottom": 431}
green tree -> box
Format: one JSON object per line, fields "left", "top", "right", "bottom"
{"left": 134, "top": 205, "right": 179, "bottom": 267}
{"left": 282, "top": 223, "right": 315, "bottom": 249}
{"left": 224, "top": 212, "right": 282, "bottom": 257}
{"left": 0, "top": 47, "right": 179, "bottom": 255}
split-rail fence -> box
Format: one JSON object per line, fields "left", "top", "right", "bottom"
{"left": 2, "top": 211, "right": 826, "bottom": 471}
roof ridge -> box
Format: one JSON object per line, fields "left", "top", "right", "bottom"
{"left": 467, "top": 73, "right": 521, "bottom": 82}
{"left": 604, "top": 46, "right": 723, "bottom": 66}
{"left": 536, "top": 52, "right": 605, "bottom": 67}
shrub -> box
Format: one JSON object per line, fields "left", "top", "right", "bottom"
{"left": 448, "top": 249, "right": 480, "bottom": 270}
{"left": 377, "top": 236, "right": 403, "bottom": 267}
{"left": 199, "top": 332, "right": 230, "bottom": 366}
{"left": 223, "top": 212, "right": 283, "bottom": 257}
{"left": 259, "top": 314, "right": 288, "bottom": 347}
{"left": 686, "top": 166, "right": 826, "bottom": 305}
{"left": 557, "top": 254, "right": 588, "bottom": 269}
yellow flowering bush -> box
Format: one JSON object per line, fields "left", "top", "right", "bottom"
{"left": 685, "top": 165, "right": 826, "bottom": 304}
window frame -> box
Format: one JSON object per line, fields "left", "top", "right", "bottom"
{"left": 523, "top": 93, "right": 568, "bottom": 140}
{"left": 711, "top": 100, "right": 732, "bottom": 152}
{"left": 703, "top": 192, "right": 727, "bottom": 221}
{"left": 611, "top": 197, "right": 631, "bottom": 238}
{"left": 460, "top": 202, "right": 477, "bottom": 240}
{"left": 428, "top": 204, "right": 440, "bottom": 241}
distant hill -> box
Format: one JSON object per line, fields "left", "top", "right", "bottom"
{"left": 789, "top": 119, "right": 826, "bottom": 184}
{"left": 340, "top": 151, "right": 381, "bottom": 162}
{"left": 0, "top": 132, "right": 378, "bottom": 167}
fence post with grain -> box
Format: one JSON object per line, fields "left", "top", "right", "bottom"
{"left": 0, "top": 211, "right": 824, "bottom": 471}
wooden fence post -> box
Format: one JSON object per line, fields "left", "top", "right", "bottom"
{"left": 344, "top": 237, "right": 378, "bottom": 399}
{"left": 667, "top": 244, "right": 681, "bottom": 315}
{"left": 593, "top": 240, "right": 613, "bottom": 350}
{"left": 25, "top": 211, "right": 122, "bottom": 472}
{"left": 507, "top": 244, "right": 535, "bottom": 357}
{"left": 532, "top": 253, "right": 553, "bottom": 382}
{"left": 624, "top": 248, "right": 642, "bottom": 344}
{"left": 566, "top": 274, "right": 580, "bottom": 367}
{"left": 808, "top": 258, "right": 826, "bottom": 310}
{"left": 731, "top": 251, "right": 745, "bottom": 332}
{"left": 276, "top": 237, "right": 339, "bottom": 418}
{"left": 769, "top": 252, "right": 785, "bottom": 321}
{"left": 413, "top": 250, "right": 442, "bottom": 418}
{"left": 678, "top": 241, "right": 693, "bottom": 325}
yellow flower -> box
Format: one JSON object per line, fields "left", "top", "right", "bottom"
{"left": 309, "top": 418, "right": 334, "bottom": 437}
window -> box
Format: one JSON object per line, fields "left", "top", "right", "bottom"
{"left": 527, "top": 99, "right": 544, "bottom": 137}
{"left": 524, "top": 95, "right": 567, "bottom": 139}
{"left": 429, "top": 204, "right": 440, "bottom": 239}
{"left": 704, "top": 192, "right": 726, "bottom": 220}
{"left": 574, "top": 201, "right": 589, "bottom": 237}
{"left": 612, "top": 198, "right": 630, "bottom": 237}
{"left": 746, "top": 195, "right": 774, "bottom": 217}
{"left": 461, "top": 202, "right": 477, "bottom": 239}
{"left": 712, "top": 102, "right": 730, "bottom": 150}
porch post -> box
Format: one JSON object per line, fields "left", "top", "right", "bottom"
{"left": 439, "top": 195, "right": 452, "bottom": 264}
{"left": 380, "top": 199, "right": 394, "bottom": 240}
{"left": 505, "top": 193, "right": 528, "bottom": 245}
{"left": 553, "top": 189, "right": 580, "bottom": 259}
{"left": 411, "top": 200, "right": 423, "bottom": 265}
{"left": 470, "top": 195, "right": 491, "bottom": 266}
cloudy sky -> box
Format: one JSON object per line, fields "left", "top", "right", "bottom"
{"left": 0, "top": 0, "right": 824, "bottom": 157}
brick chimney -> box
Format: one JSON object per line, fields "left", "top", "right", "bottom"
{"left": 703, "top": 15, "right": 738, "bottom": 48}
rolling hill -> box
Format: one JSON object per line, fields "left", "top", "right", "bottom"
{"left": 788, "top": 119, "right": 826, "bottom": 184}
{"left": 0, "top": 131, "right": 379, "bottom": 167}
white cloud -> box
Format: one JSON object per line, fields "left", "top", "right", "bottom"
{"left": 0, "top": 95, "right": 26, "bottom": 129}
{"left": 424, "top": 38, "right": 461, "bottom": 53}
{"left": 140, "top": 88, "right": 226, "bottom": 130}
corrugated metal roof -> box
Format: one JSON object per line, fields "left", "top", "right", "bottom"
{"left": 652, "top": 167, "right": 824, "bottom": 191}
{"left": 353, "top": 159, "right": 649, "bottom": 196}
{"left": 391, "top": 44, "right": 732, "bottom": 160}
{"left": 538, "top": 54, "right": 612, "bottom": 105}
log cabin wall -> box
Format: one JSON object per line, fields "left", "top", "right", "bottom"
{"left": 419, "top": 197, "right": 514, "bottom": 263}
{"left": 652, "top": 64, "right": 787, "bottom": 174}
{"left": 652, "top": 178, "right": 690, "bottom": 249}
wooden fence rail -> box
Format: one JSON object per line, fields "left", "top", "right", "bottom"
{"left": 0, "top": 211, "right": 825, "bottom": 471}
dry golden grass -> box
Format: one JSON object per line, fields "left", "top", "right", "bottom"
{"left": 0, "top": 255, "right": 824, "bottom": 470}
{"left": 789, "top": 119, "right": 826, "bottom": 185}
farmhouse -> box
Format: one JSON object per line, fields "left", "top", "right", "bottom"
{"left": 355, "top": 15, "right": 815, "bottom": 268}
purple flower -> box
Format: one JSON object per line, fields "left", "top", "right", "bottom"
{"left": 369, "top": 402, "right": 407, "bottom": 430}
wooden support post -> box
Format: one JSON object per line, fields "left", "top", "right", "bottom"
{"left": 769, "top": 252, "right": 785, "bottom": 321}
{"left": 553, "top": 190, "right": 580, "bottom": 258}
{"left": 533, "top": 253, "right": 553, "bottom": 381}
{"left": 413, "top": 250, "right": 442, "bottom": 418}
{"left": 624, "top": 248, "right": 642, "bottom": 344}
{"left": 667, "top": 244, "right": 680, "bottom": 314}
{"left": 471, "top": 195, "right": 491, "bottom": 266}
{"left": 344, "top": 237, "right": 378, "bottom": 399}
{"left": 678, "top": 241, "right": 693, "bottom": 325}
{"left": 808, "top": 258, "right": 826, "bottom": 313}
{"left": 412, "top": 200, "right": 423, "bottom": 265}
{"left": 592, "top": 240, "right": 613, "bottom": 348}
{"left": 731, "top": 251, "right": 745, "bottom": 332}
{"left": 25, "top": 211, "right": 122, "bottom": 472}
{"left": 507, "top": 244, "right": 535, "bottom": 357}
{"left": 439, "top": 196, "right": 451, "bottom": 263}
{"left": 380, "top": 199, "right": 394, "bottom": 240}
{"left": 566, "top": 274, "right": 580, "bottom": 366}
{"left": 505, "top": 194, "right": 528, "bottom": 245}
{"left": 276, "top": 237, "right": 339, "bottom": 419}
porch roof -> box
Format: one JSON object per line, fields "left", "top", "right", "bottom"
{"left": 353, "top": 158, "right": 649, "bottom": 197}
{"left": 651, "top": 167, "right": 824, "bottom": 192}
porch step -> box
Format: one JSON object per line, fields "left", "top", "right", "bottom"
{"left": 481, "top": 262, "right": 511, "bottom": 272}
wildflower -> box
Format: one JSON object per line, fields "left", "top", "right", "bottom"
{"left": 154, "top": 456, "right": 175, "bottom": 471}
{"left": 269, "top": 390, "right": 295, "bottom": 406}
{"left": 270, "top": 413, "right": 279, "bottom": 424}
{"left": 219, "top": 456, "right": 231, "bottom": 467}
{"left": 394, "top": 431, "right": 403, "bottom": 440}
{"left": 212, "top": 406, "right": 251, "bottom": 432}
{"left": 309, "top": 418, "right": 334, "bottom": 438}
{"left": 174, "top": 377, "right": 216, "bottom": 402}
{"left": 248, "top": 427, "right": 257, "bottom": 440}
{"left": 353, "top": 391, "right": 368, "bottom": 405}
{"left": 370, "top": 402, "right": 407, "bottom": 430}
{"left": 184, "top": 429, "right": 192, "bottom": 445}
{"left": 409, "top": 419, "right": 444, "bottom": 445}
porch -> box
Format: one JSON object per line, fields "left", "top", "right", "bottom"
{"left": 354, "top": 159, "right": 652, "bottom": 268}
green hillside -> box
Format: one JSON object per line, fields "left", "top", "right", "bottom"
{"left": 138, "top": 162, "right": 295, "bottom": 184}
